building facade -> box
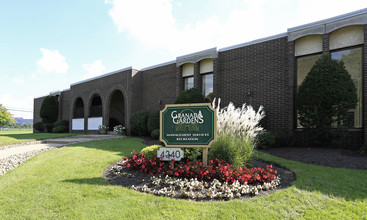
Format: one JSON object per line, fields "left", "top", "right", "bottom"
{"left": 34, "top": 9, "right": 367, "bottom": 149}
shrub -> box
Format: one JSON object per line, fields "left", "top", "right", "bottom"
{"left": 130, "top": 111, "right": 150, "bottom": 136}
{"left": 151, "top": 129, "right": 160, "bottom": 140}
{"left": 140, "top": 145, "right": 162, "bottom": 160}
{"left": 175, "top": 88, "right": 206, "bottom": 104}
{"left": 184, "top": 148, "right": 202, "bottom": 161}
{"left": 34, "top": 122, "right": 46, "bottom": 132}
{"left": 40, "top": 95, "right": 58, "bottom": 123}
{"left": 209, "top": 135, "right": 255, "bottom": 167}
{"left": 256, "top": 131, "right": 276, "bottom": 149}
{"left": 296, "top": 54, "right": 357, "bottom": 145}
{"left": 54, "top": 120, "right": 69, "bottom": 128}
{"left": 52, "top": 125, "right": 67, "bottom": 133}
{"left": 210, "top": 98, "right": 265, "bottom": 167}
{"left": 45, "top": 123, "right": 54, "bottom": 133}
{"left": 147, "top": 111, "right": 160, "bottom": 134}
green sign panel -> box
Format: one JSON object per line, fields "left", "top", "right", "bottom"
{"left": 160, "top": 103, "right": 217, "bottom": 147}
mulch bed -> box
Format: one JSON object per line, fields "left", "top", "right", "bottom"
{"left": 103, "top": 137, "right": 365, "bottom": 201}
{"left": 261, "top": 147, "right": 367, "bottom": 170}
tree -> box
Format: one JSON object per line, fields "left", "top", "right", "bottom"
{"left": 296, "top": 54, "right": 358, "bottom": 145}
{"left": 40, "top": 96, "right": 58, "bottom": 123}
{"left": 0, "top": 104, "right": 16, "bottom": 127}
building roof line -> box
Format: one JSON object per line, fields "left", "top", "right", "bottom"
{"left": 70, "top": 66, "right": 133, "bottom": 86}
{"left": 288, "top": 8, "right": 367, "bottom": 33}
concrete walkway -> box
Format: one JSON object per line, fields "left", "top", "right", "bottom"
{"left": 0, "top": 135, "right": 123, "bottom": 160}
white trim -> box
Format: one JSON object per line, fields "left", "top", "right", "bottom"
{"left": 176, "top": 47, "right": 217, "bottom": 61}
{"left": 70, "top": 66, "right": 133, "bottom": 86}
{"left": 219, "top": 33, "right": 288, "bottom": 52}
{"left": 141, "top": 60, "right": 176, "bottom": 71}
{"left": 288, "top": 8, "right": 367, "bottom": 32}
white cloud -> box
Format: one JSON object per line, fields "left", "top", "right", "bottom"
{"left": 37, "top": 48, "right": 69, "bottom": 74}
{"left": 106, "top": 0, "right": 269, "bottom": 53}
{"left": 12, "top": 76, "right": 25, "bottom": 85}
{"left": 106, "top": 0, "right": 367, "bottom": 54}
{"left": 82, "top": 60, "right": 106, "bottom": 80}
{"left": 0, "top": 94, "right": 33, "bottom": 119}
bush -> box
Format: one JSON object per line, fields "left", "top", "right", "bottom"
{"left": 52, "top": 125, "right": 67, "bottom": 133}
{"left": 296, "top": 54, "right": 357, "bottom": 145}
{"left": 45, "top": 123, "right": 54, "bottom": 133}
{"left": 175, "top": 88, "right": 206, "bottom": 104}
{"left": 34, "top": 122, "right": 46, "bottom": 132}
{"left": 151, "top": 129, "right": 160, "bottom": 140}
{"left": 210, "top": 98, "right": 265, "bottom": 167}
{"left": 184, "top": 148, "right": 202, "bottom": 161}
{"left": 256, "top": 131, "right": 276, "bottom": 149}
{"left": 130, "top": 111, "right": 150, "bottom": 136}
{"left": 54, "top": 120, "right": 69, "bottom": 128}
{"left": 209, "top": 135, "right": 255, "bottom": 167}
{"left": 140, "top": 145, "right": 162, "bottom": 160}
{"left": 147, "top": 111, "right": 160, "bottom": 133}
{"left": 40, "top": 95, "right": 58, "bottom": 123}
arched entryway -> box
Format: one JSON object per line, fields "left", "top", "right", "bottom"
{"left": 108, "top": 90, "right": 125, "bottom": 131}
{"left": 88, "top": 94, "right": 103, "bottom": 131}
{"left": 72, "top": 97, "right": 85, "bottom": 131}
{"left": 89, "top": 95, "right": 102, "bottom": 117}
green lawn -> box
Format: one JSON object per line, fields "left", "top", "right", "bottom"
{"left": 0, "top": 130, "right": 79, "bottom": 145}
{"left": 0, "top": 138, "right": 366, "bottom": 219}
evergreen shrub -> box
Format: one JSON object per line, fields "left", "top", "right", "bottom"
{"left": 296, "top": 54, "right": 358, "bottom": 145}
{"left": 130, "top": 111, "right": 149, "bottom": 136}
{"left": 256, "top": 131, "right": 276, "bottom": 149}
{"left": 151, "top": 129, "right": 160, "bottom": 140}
{"left": 40, "top": 96, "right": 58, "bottom": 123}
{"left": 147, "top": 111, "right": 160, "bottom": 133}
{"left": 34, "top": 122, "right": 46, "bottom": 133}
{"left": 175, "top": 88, "right": 206, "bottom": 104}
{"left": 52, "top": 125, "right": 67, "bottom": 133}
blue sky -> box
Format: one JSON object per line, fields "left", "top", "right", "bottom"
{"left": 1, "top": 0, "right": 366, "bottom": 119}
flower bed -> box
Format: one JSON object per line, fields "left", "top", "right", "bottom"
{"left": 108, "top": 150, "right": 281, "bottom": 200}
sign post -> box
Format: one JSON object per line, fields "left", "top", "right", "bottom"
{"left": 160, "top": 103, "right": 217, "bottom": 165}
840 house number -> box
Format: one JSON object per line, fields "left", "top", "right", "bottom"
{"left": 156, "top": 147, "right": 184, "bottom": 161}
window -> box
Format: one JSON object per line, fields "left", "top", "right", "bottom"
{"left": 296, "top": 54, "right": 321, "bottom": 128}
{"left": 184, "top": 77, "right": 194, "bottom": 90}
{"left": 202, "top": 73, "right": 213, "bottom": 98}
{"left": 331, "top": 47, "right": 362, "bottom": 128}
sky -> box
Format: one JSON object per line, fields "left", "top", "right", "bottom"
{"left": 0, "top": 0, "right": 366, "bottom": 119}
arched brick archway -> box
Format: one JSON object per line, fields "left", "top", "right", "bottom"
{"left": 89, "top": 94, "right": 102, "bottom": 117}
{"left": 71, "top": 97, "right": 85, "bottom": 131}
{"left": 108, "top": 90, "right": 125, "bottom": 131}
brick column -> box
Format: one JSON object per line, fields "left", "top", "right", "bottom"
{"left": 363, "top": 25, "right": 367, "bottom": 144}
{"left": 322, "top": 33, "right": 329, "bottom": 54}
{"left": 176, "top": 66, "right": 183, "bottom": 97}
{"left": 194, "top": 62, "right": 201, "bottom": 90}
{"left": 213, "top": 58, "right": 220, "bottom": 99}
{"left": 287, "top": 40, "right": 296, "bottom": 133}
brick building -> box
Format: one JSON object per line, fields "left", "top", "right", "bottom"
{"left": 34, "top": 9, "right": 367, "bottom": 149}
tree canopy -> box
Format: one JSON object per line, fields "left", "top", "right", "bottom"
{"left": 296, "top": 54, "right": 358, "bottom": 129}
{"left": 0, "top": 104, "right": 16, "bottom": 127}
